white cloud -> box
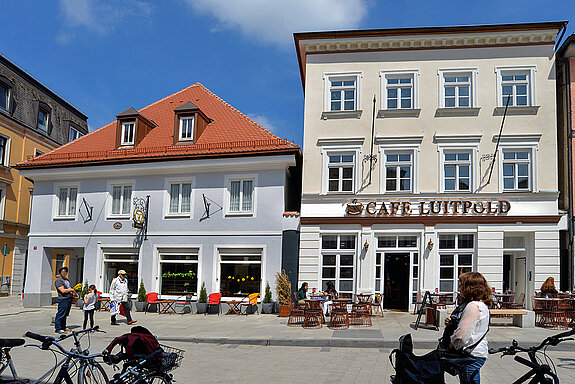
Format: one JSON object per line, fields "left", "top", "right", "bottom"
{"left": 185, "top": 0, "right": 369, "bottom": 48}
{"left": 58, "top": 0, "right": 153, "bottom": 41}
{"left": 247, "top": 114, "right": 280, "bottom": 133}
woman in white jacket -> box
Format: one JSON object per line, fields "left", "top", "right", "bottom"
{"left": 444, "top": 272, "right": 491, "bottom": 384}
{"left": 109, "top": 270, "right": 136, "bottom": 325}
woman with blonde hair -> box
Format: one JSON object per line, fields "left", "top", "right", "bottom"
{"left": 443, "top": 272, "right": 491, "bottom": 383}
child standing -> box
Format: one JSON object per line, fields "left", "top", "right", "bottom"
{"left": 83, "top": 285, "right": 97, "bottom": 329}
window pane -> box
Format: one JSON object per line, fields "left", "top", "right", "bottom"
{"left": 387, "top": 99, "right": 398, "bottom": 109}
{"left": 459, "top": 97, "right": 469, "bottom": 107}
{"left": 68, "top": 188, "right": 77, "bottom": 216}
{"left": 340, "top": 236, "right": 355, "bottom": 250}
{"left": 401, "top": 88, "right": 411, "bottom": 98}
{"left": 504, "top": 177, "right": 515, "bottom": 190}
{"left": 518, "top": 177, "right": 529, "bottom": 189}
{"left": 342, "top": 180, "right": 352, "bottom": 191}
{"left": 376, "top": 266, "right": 381, "bottom": 279}
{"left": 459, "top": 86, "right": 469, "bottom": 96}
{"left": 329, "top": 167, "right": 339, "bottom": 180}
{"left": 343, "top": 80, "right": 355, "bottom": 87}
{"left": 400, "top": 99, "right": 411, "bottom": 109}
{"left": 220, "top": 262, "right": 261, "bottom": 297}
{"left": 339, "top": 280, "right": 353, "bottom": 292}
{"left": 161, "top": 262, "right": 198, "bottom": 296}
{"left": 459, "top": 178, "right": 470, "bottom": 191}
{"left": 516, "top": 152, "right": 529, "bottom": 160}
{"left": 0, "top": 85, "right": 7, "bottom": 110}
{"left": 445, "top": 98, "right": 455, "bottom": 107}
{"left": 439, "top": 235, "right": 455, "bottom": 249}
{"left": 341, "top": 155, "right": 354, "bottom": 163}
{"left": 400, "top": 179, "right": 411, "bottom": 191}
{"left": 440, "top": 267, "right": 454, "bottom": 279}
{"left": 386, "top": 179, "right": 397, "bottom": 191}
{"left": 445, "top": 87, "right": 456, "bottom": 96}
{"left": 322, "top": 236, "right": 337, "bottom": 249}
{"left": 459, "top": 165, "right": 469, "bottom": 177}
{"left": 181, "top": 183, "right": 191, "bottom": 213}
{"left": 330, "top": 91, "right": 341, "bottom": 101}
{"left": 398, "top": 236, "right": 417, "bottom": 247}
{"left": 344, "top": 90, "right": 355, "bottom": 100}
{"left": 328, "top": 181, "right": 339, "bottom": 191}
{"left": 516, "top": 96, "right": 527, "bottom": 106}
{"left": 386, "top": 167, "right": 397, "bottom": 179}
{"left": 378, "top": 236, "right": 396, "bottom": 248}
{"left": 323, "top": 255, "right": 336, "bottom": 266}
{"left": 342, "top": 167, "right": 353, "bottom": 179}
{"left": 503, "top": 164, "right": 514, "bottom": 177}
{"left": 170, "top": 184, "right": 180, "bottom": 213}
{"left": 517, "top": 164, "right": 529, "bottom": 177}
{"left": 445, "top": 153, "right": 456, "bottom": 161}
{"left": 344, "top": 101, "right": 354, "bottom": 110}
{"left": 503, "top": 152, "right": 515, "bottom": 160}
{"left": 440, "top": 280, "right": 454, "bottom": 293}
{"left": 322, "top": 267, "right": 336, "bottom": 278}
{"left": 458, "top": 234, "right": 474, "bottom": 249}
{"left": 122, "top": 186, "right": 132, "bottom": 215}
{"left": 242, "top": 180, "right": 254, "bottom": 211}
{"left": 340, "top": 267, "right": 354, "bottom": 278}
{"left": 398, "top": 153, "right": 411, "bottom": 162}
{"left": 229, "top": 181, "right": 240, "bottom": 211}
{"left": 440, "top": 254, "right": 455, "bottom": 265}
{"left": 376, "top": 253, "right": 381, "bottom": 264}
{"left": 458, "top": 254, "right": 473, "bottom": 266}
{"left": 112, "top": 186, "right": 121, "bottom": 214}
{"left": 58, "top": 188, "right": 68, "bottom": 216}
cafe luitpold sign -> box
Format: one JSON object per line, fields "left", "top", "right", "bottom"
{"left": 346, "top": 199, "right": 511, "bottom": 217}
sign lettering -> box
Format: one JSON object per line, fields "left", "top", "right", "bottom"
{"left": 346, "top": 199, "right": 511, "bottom": 216}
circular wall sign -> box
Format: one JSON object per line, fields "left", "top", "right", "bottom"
{"left": 113, "top": 222, "right": 123, "bottom": 230}
{"left": 133, "top": 209, "right": 145, "bottom": 224}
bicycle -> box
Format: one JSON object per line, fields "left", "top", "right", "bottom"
{"left": 489, "top": 327, "right": 575, "bottom": 383}
{"left": 105, "top": 349, "right": 172, "bottom": 384}
{"left": 0, "top": 326, "right": 108, "bottom": 384}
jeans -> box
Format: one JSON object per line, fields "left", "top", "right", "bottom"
{"left": 55, "top": 297, "right": 72, "bottom": 332}
{"left": 459, "top": 356, "right": 485, "bottom": 384}
{"left": 83, "top": 309, "right": 94, "bottom": 329}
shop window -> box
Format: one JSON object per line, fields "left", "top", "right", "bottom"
{"left": 438, "top": 234, "right": 474, "bottom": 293}
{"left": 159, "top": 252, "right": 198, "bottom": 296}
{"left": 321, "top": 234, "right": 356, "bottom": 293}
{"left": 219, "top": 249, "right": 262, "bottom": 297}
{"left": 102, "top": 252, "right": 139, "bottom": 294}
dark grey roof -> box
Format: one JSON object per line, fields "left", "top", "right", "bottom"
{"left": 174, "top": 101, "right": 200, "bottom": 112}
{"left": 116, "top": 107, "right": 140, "bottom": 118}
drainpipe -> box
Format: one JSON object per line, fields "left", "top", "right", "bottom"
{"left": 566, "top": 57, "right": 574, "bottom": 291}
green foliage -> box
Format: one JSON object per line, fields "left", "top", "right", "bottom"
{"left": 275, "top": 270, "right": 291, "bottom": 305}
{"left": 137, "top": 281, "right": 147, "bottom": 302}
{"left": 263, "top": 282, "right": 273, "bottom": 303}
{"left": 198, "top": 282, "right": 208, "bottom": 303}
{"left": 162, "top": 270, "right": 196, "bottom": 278}
{"left": 80, "top": 280, "right": 89, "bottom": 298}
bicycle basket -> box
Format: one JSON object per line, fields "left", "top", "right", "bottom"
{"left": 158, "top": 344, "right": 184, "bottom": 372}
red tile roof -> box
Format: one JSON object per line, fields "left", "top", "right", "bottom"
{"left": 16, "top": 83, "right": 299, "bottom": 169}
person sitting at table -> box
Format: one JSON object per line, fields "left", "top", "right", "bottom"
{"left": 540, "top": 277, "right": 558, "bottom": 296}
{"left": 322, "top": 281, "right": 338, "bottom": 315}
{"left": 296, "top": 282, "right": 308, "bottom": 305}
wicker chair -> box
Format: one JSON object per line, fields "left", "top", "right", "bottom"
{"left": 303, "top": 300, "right": 323, "bottom": 329}
{"left": 328, "top": 300, "right": 349, "bottom": 330}
{"left": 350, "top": 303, "right": 372, "bottom": 327}
{"left": 287, "top": 293, "right": 305, "bottom": 327}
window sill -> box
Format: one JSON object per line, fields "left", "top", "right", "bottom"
{"left": 53, "top": 216, "right": 76, "bottom": 221}
{"left": 165, "top": 213, "right": 191, "bottom": 219}
{"left": 107, "top": 215, "right": 130, "bottom": 220}
{"left": 435, "top": 107, "right": 480, "bottom": 117}
{"left": 378, "top": 109, "right": 420, "bottom": 118}
{"left": 225, "top": 211, "right": 254, "bottom": 217}
{"left": 502, "top": 189, "right": 532, "bottom": 193}
{"left": 321, "top": 110, "right": 362, "bottom": 120}
{"left": 494, "top": 106, "right": 539, "bottom": 116}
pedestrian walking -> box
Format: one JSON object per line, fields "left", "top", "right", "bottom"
{"left": 109, "top": 270, "right": 136, "bottom": 325}
{"left": 83, "top": 284, "right": 97, "bottom": 329}
{"left": 54, "top": 267, "right": 75, "bottom": 334}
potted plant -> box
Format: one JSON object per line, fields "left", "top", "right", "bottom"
{"left": 262, "top": 282, "right": 274, "bottom": 314}
{"left": 73, "top": 283, "right": 82, "bottom": 307}
{"left": 76, "top": 281, "right": 88, "bottom": 307}
{"left": 135, "top": 280, "right": 147, "bottom": 312}
{"left": 196, "top": 282, "right": 208, "bottom": 314}
{"left": 275, "top": 270, "right": 291, "bottom": 317}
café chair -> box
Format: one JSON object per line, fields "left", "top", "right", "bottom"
{"left": 206, "top": 293, "right": 222, "bottom": 316}
{"left": 241, "top": 293, "right": 260, "bottom": 315}
{"left": 287, "top": 293, "right": 305, "bottom": 327}
{"left": 144, "top": 292, "right": 160, "bottom": 313}
{"left": 328, "top": 300, "right": 349, "bottom": 330}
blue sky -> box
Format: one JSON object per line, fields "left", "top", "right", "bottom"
{"left": 1, "top": 0, "right": 574, "bottom": 146}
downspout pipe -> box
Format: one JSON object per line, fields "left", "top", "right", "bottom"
{"left": 566, "top": 58, "right": 574, "bottom": 291}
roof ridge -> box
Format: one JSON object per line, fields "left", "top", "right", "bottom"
{"left": 139, "top": 83, "right": 202, "bottom": 113}
{"left": 195, "top": 83, "right": 297, "bottom": 148}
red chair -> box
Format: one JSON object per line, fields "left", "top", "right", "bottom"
{"left": 206, "top": 293, "right": 222, "bottom": 315}
{"left": 145, "top": 292, "right": 160, "bottom": 313}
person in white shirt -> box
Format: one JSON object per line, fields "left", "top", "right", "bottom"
{"left": 109, "top": 270, "right": 136, "bottom": 325}
{"left": 444, "top": 272, "right": 491, "bottom": 384}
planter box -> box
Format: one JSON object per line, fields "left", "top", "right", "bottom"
{"left": 278, "top": 304, "right": 290, "bottom": 317}
{"left": 196, "top": 302, "right": 207, "bottom": 314}
{"left": 134, "top": 301, "right": 146, "bottom": 312}
{"left": 262, "top": 303, "right": 274, "bottom": 314}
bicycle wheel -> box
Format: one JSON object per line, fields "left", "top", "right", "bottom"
{"left": 77, "top": 361, "right": 109, "bottom": 384}
{"left": 147, "top": 373, "right": 172, "bottom": 384}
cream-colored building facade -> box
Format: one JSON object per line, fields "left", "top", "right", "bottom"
{"left": 295, "top": 22, "right": 567, "bottom": 311}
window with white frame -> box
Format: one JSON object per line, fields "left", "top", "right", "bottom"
{"left": 111, "top": 184, "right": 132, "bottom": 216}
{"left": 57, "top": 186, "right": 78, "bottom": 217}
{"left": 179, "top": 116, "right": 194, "bottom": 141}
{"left": 37, "top": 108, "right": 49, "bottom": 132}
{"left": 0, "top": 136, "right": 8, "bottom": 167}
{"left": 385, "top": 74, "right": 414, "bottom": 109}
{"left": 327, "top": 153, "right": 354, "bottom": 193}
{"left": 219, "top": 248, "right": 262, "bottom": 297}
{"left": 321, "top": 234, "right": 356, "bottom": 293}
{"left": 228, "top": 178, "right": 254, "bottom": 213}
{"left": 385, "top": 152, "right": 412, "bottom": 192}
{"left": 499, "top": 70, "right": 532, "bottom": 107}
{"left": 328, "top": 76, "right": 358, "bottom": 111}
{"left": 159, "top": 250, "right": 198, "bottom": 296}
{"left": 443, "top": 73, "right": 471, "bottom": 108}
{"left": 439, "top": 234, "right": 474, "bottom": 293}
{"left": 168, "top": 181, "right": 192, "bottom": 215}
{"left": 121, "top": 121, "right": 135, "bottom": 145}
{"left": 69, "top": 127, "right": 82, "bottom": 142}
{"left": 502, "top": 149, "right": 531, "bottom": 191}
{"left": 443, "top": 151, "right": 471, "bottom": 192}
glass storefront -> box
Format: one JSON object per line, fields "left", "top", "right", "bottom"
{"left": 103, "top": 251, "right": 139, "bottom": 294}
{"left": 159, "top": 251, "right": 198, "bottom": 296}
{"left": 219, "top": 249, "right": 262, "bottom": 297}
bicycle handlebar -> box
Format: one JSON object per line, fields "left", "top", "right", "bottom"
{"left": 489, "top": 327, "right": 575, "bottom": 356}
{"left": 24, "top": 331, "right": 104, "bottom": 359}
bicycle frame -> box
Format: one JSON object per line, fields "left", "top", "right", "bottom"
{"left": 511, "top": 352, "right": 559, "bottom": 384}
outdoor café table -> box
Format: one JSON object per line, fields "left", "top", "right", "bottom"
{"left": 533, "top": 297, "right": 568, "bottom": 329}
{"left": 157, "top": 299, "right": 177, "bottom": 314}
{"left": 226, "top": 300, "right": 242, "bottom": 315}
{"left": 97, "top": 297, "right": 110, "bottom": 312}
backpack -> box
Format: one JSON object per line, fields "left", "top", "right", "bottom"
{"left": 105, "top": 326, "right": 161, "bottom": 361}
{"left": 390, "top": 334, "right": 445, "bottom": 384}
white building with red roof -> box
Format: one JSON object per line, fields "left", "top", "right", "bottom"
{"left": 16, "top": 83, "right": 301, "bottom": 308}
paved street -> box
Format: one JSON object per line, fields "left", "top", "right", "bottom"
{"left": 1, "top": 297, "right": 575, "bottom": 383}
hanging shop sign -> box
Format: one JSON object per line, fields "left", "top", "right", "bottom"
{"left": 346, "top": 199, "right": 511, "bottom": 217}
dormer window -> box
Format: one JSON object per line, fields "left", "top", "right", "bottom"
{"left": 179, "top": 116, "right": 194, "bottom": 141}
{"left": 121, "top": 121, "right": 135, "bottom": 145}
{"left": 0, "top": 76, "right": 14, "bottom": 114}
{"left": 37, "top": 109, "right": 49, "bottom": 132}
